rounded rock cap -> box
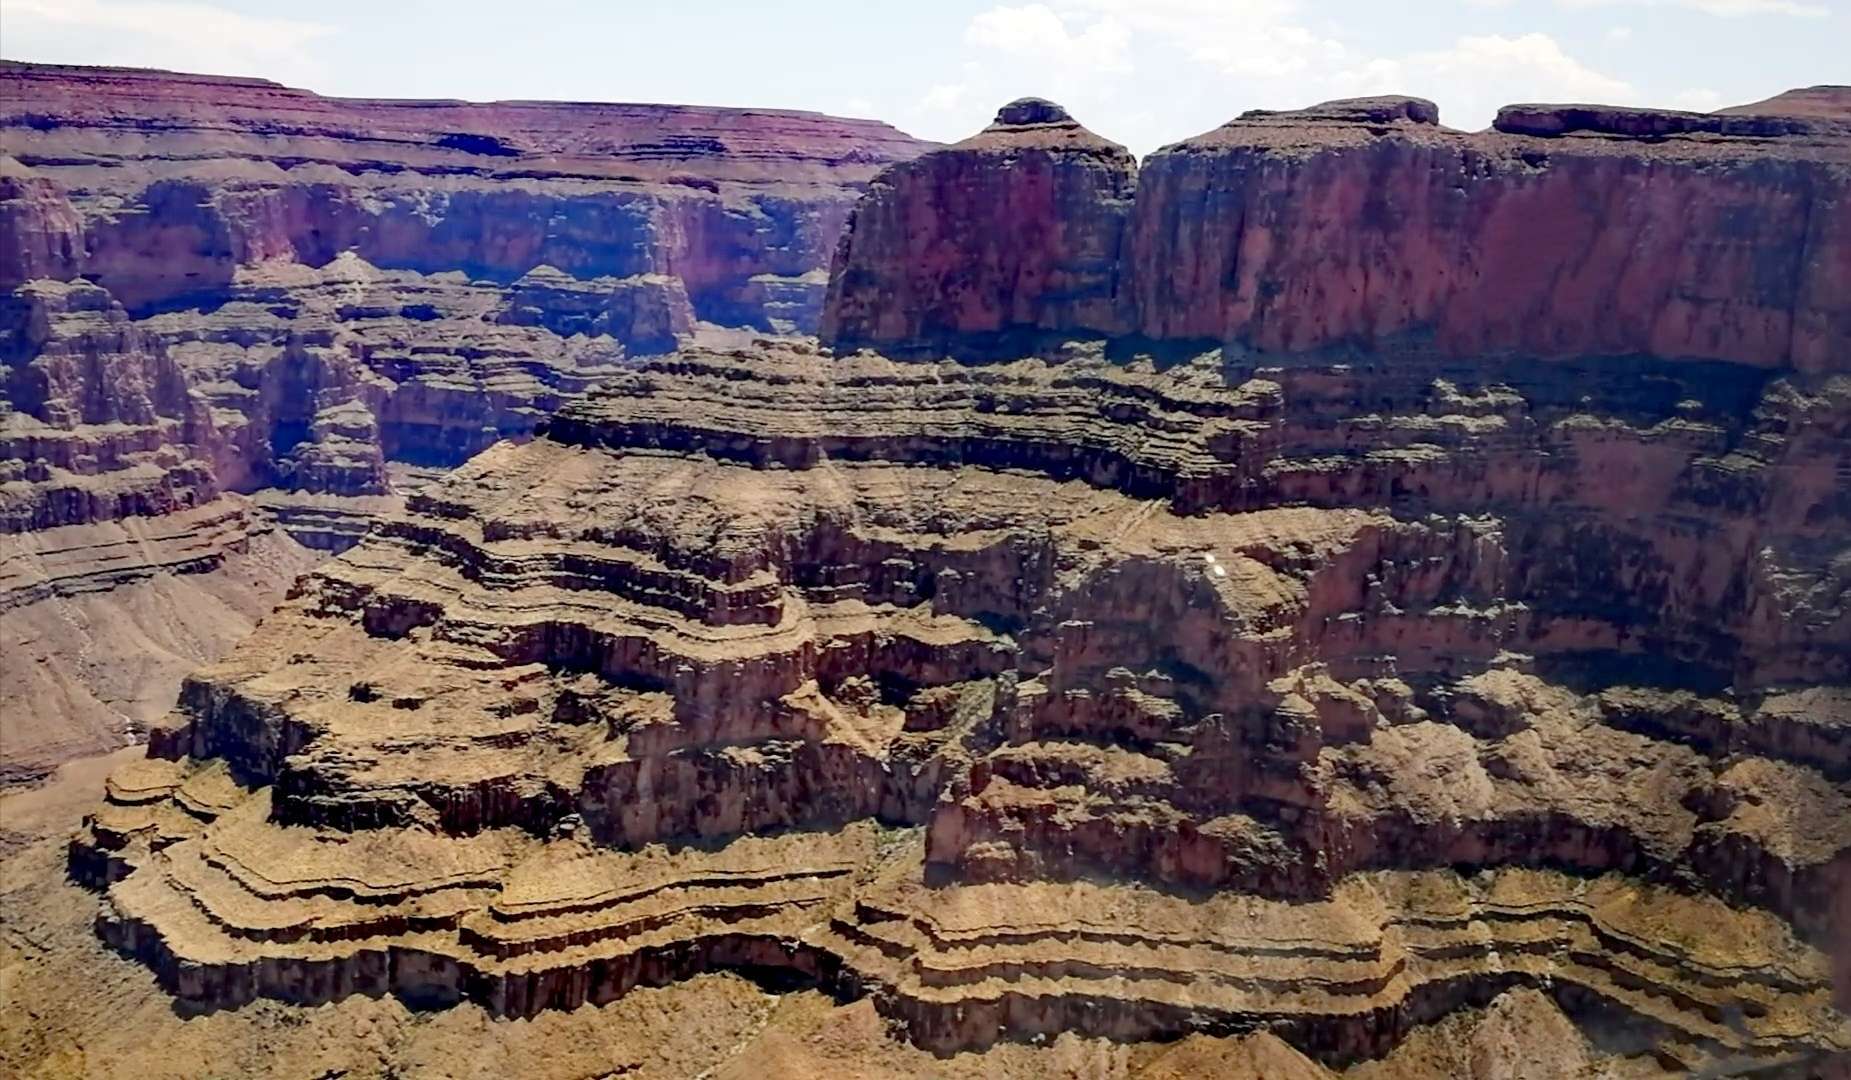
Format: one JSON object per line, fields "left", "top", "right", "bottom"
{"left": 1238, "top": 96, "right": 1440, "bottom": 126}
{"left": 995, "top": 97, "right": 1072, "bottom": 127}
{"left": 955, "top": 96, "right": 1129, "bottom": 157}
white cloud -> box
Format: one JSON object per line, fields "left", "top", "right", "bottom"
{"left": 920, "top": 82, "right": 971, "bottom": 113}
{"left": 940, "top": 0, "right": 1750, "bottom": 153}
{"left": 3, "top": 0, "right": 335, "bottom": 83}
{"left": 1557, "top": 0, "right": 1829, "bottom": 17}
{"left": 1190, "top": 24, "right": 1349, "bottom": 79}
{"left": 1074, "top": 0, "right": 1348, "bottom": 79}
{"left": 924, "top": 4, "right": 1137, "bottom": 143}
{"left": 1337, "top": 33, "right": 1636, "bottom": 130}
{"left": 947, "top": 0, "right": 1351, "bottom": 149}
{"left": 966, "top": 4, "right": 1133, "bottom": 74}
{"left": 1670, "top": 87, "right": 1726, "bottom": 111}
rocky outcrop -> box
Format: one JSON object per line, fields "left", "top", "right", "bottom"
{"left": 0, "top": 157, "right": 82, "bottom": 289}
{"left": 0, "top": 279, "right": 222, "bottom": 531}
{"left": 1720, "top": 84, "right": 1851, "bottom": 122}
{"left": 821, "top": 98, "right": 1135, "bottom": 352}
{"left": 64, "top": 88, "right": 1851, "bottom": 1074}
{"left": 1131, "top": 97, "right": 1850, "bottom": 370}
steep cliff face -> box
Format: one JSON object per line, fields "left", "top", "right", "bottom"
{"left": 822, "top": 98, "right": 1136, "bottom": 351}
{"left": 1, "top": 61, "right": 926, "bottom": 321}
{"left": 0, "top": 279, "right": 222, "bottom": 530}
{"left": 1130, "top": 98, "right": 1851, "bottom": 373}
{"left": 0, "top": 157, "right": 83, "bottom": 289}
{"left": 66, "top": 90, "right": 1851, "bottom": 1075}
{"left": 826, "top": 93, "right": 1851, "bottom": 375}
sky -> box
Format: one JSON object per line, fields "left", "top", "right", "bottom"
{"left": 3, "top": 0, "right": 1846, "bottom": 156}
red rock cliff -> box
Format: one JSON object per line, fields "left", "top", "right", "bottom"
{"left": 1132, "top": 96, "right": 1851, "bottom": 372}
{"left": 825, "top": 92, "right": 1851, "bottom": 374}
{"left": 0, "top": 61, "right": 928, "bottom": 321}
{"left": 55, "top": 87, "right": 1851, "bottom": 1073}
{"left": 822, "top": 98, "right": 1135, "bottom": 351}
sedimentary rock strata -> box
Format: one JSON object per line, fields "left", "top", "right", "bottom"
{"left": 69, "top": 92, "right": 1851, "bottom": 1073}
{"left": 820, "top": 98, "right": 1136, "bottom": 350}
{"left": 0, "top": 62, "right": 927, "bottom": 783}
{"left": 0, "top": 60, "right": 928, "bottom": 546}
{"left": 0, "top": 61, "right": 923, "bottom": 321}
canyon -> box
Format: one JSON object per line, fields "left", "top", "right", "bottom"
{"left": 0, "top": 61, "right": 927, "bottom": 783}
{"left": 1, "top": 73, "right": 1843, "bottom": 1079}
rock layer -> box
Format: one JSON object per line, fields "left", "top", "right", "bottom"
{"left": 0, "top": 61, "right": 925, "bottom": 320}
{"left": 820, "top": 98, "right": 1135, "bottom": 351}
{"left": 67, "top": 91, "right": 1851, "bottom": 1073}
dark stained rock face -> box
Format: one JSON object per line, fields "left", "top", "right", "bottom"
{"left": 62, "top": 87, "right": 1851, "bottom": 1075}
